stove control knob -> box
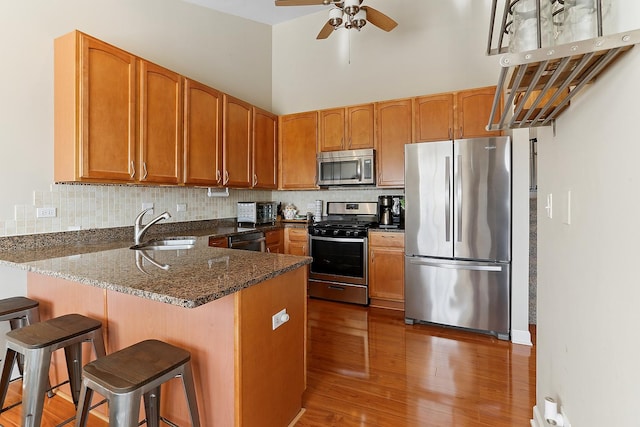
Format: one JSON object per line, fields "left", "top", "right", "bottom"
{"left": 345, "top": 230, "right": 351, "bottom": 237}
{"left": 333, "top": 229, "right": 340, "bottom": 236}
{"left": 352, "top": 230, "right": 359, "bottom": 237}
{"left": 320, "top": 229, "right": 327, "bottom": 235}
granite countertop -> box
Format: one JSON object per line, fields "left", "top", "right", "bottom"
{"left": 0, "top": 222, "right": 311, "bottom": 309}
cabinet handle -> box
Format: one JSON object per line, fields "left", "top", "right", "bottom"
{"left": 216, "top": 170, "right": 221, "bottom": 184}
{"left": 370, "top": 252, "right": 374, "bottom": 263}
{"left": 130, "top": 161, "right": 135, "bottom": 178}
{"left": 224, "top": 170, "right": 229, "bottom": 185}
{"left": 448, "top": 128, "right": 452, "bottom": 140}
{"left": 459, "top": 125, "right": 463, "bottom": 139}
{"left": 253, "top": 174, "right": 258, "bottom": 186}
{"left": 142, "top": 162, "right": 148, "bottom": 180}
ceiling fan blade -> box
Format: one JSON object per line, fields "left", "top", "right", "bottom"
{"left": 275, "top": 0, "right": 328, "bottom": 6}
{"left": 316, "top": 21, "right": 334, "bottom": 39}
{"left": 361, "top": 6, "right": 398, "bottom": 32}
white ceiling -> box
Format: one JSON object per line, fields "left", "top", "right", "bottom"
{"left": 181, "top": 0, "right": 327, "bottom": 25}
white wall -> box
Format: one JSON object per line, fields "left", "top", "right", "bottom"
{"left": 535, "top": 1, "right": 640, "bottom": 424}
{"left": 272, "top": 0, "right": 501, "bottom": 114}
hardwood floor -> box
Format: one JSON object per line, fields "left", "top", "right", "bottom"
{"left": 295, "top": 298, "right": 536, "bottom": 426}
{"left": 0, "top": 298, "right": 535, "bottom": 426}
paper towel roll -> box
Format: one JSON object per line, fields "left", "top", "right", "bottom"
{"left": 544, "top": 397, "right": 557, "bottom": 420}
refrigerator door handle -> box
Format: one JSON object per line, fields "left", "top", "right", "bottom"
{"left": 407, "top": 258, "right": 504, "bottom": 272}
{"left": 445, "top": 156, "right": 451, "bottom": 242}
{"left": 456, "top": 154, "right": 463, "bottom": 242}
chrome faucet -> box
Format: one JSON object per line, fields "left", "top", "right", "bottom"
{"left": 134, "top": 208, "right": 171, "bottom": 245}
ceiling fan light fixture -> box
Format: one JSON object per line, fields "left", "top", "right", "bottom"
{"left": 329, "top": 7, "right": 343, "bottom": 27}
{"left": 343, "top": 0, "right": 360, "bottom": 17}
{"left": 353, "top": 9, "right": 366, "bottom": 29}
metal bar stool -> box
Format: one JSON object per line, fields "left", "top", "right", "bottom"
{"left": 0, "top": 297, "right": 40, "bottom": 374}
{"left": 0, "top": 297, "right": 40, "bottom": 329}
{"left": 75, "top": 339, "right": 200, "bottom": 427}
{"left": 0, "top": 313, "right": 106, "bottom": 427}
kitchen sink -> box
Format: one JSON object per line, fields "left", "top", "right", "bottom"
{"left": 130, "top": 236, "right": 197, "bottom": 251}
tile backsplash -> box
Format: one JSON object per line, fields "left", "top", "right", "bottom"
{"left": 0, "top": 183, "right": 403, "bottom": 237}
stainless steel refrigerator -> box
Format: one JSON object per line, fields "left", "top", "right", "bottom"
{"left": 404, "top": 136, "right": 511, "bottom": 340}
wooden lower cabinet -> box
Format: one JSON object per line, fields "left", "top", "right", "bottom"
{"left": 368, "top": 231, "right": 405, "bottom": 310}
{"left": 265, "top": 229, "right": 284, "bottom": 254}
{"left": 208, "top": 236, "right": 229, "bottom": 248}
{"left": 26, "top": 267, "right": 307, "bottom": 427}
{"left": 285, "top": 227, "right": 309, "bottom": 256}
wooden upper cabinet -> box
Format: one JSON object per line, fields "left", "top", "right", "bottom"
{"left": 455, "top": 86, "right": 502, "bottom": 139}
{"left": 414, "top": 93, "right": 454, "bottom": 142}
{"left": 138, "top": 61, "right": 182, "bottom": 184}
{"left": 223, "top": 94, "right": 252, "bottom": 188}
{"left": 375, "top": 99, "right": 412, "bottom": 188}
{"left": 183, "top": 79, "right": 223, "bottom": 186}
{"left": 252, "top": 107, "right": 278, "bottom": 189}
{"left": 318, "top": 104, "right": 374, "bottom": 152}
{"left": 346, "top": 104, "right": 375, "bottom": 150}
{"left": 54, "top": 31, "right": 137, "bottom": 182}
{"left": 279, "top": 111, "right": 318, "bottom": 190}
{"left": 318, "top": 108, "right": 345, "bottom": 152}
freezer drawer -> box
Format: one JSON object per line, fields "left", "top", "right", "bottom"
{"left": 404, "top": 256, "right": 510, "bottom": 340}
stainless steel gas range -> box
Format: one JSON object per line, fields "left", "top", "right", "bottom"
{"left": 307, "top": 201, "right": 378, "bottom": 305}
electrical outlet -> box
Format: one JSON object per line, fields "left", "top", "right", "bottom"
{"left": 272, "top": 308, "right": 290, "bottom": 330}
{"left": 177, "top": 203, "right": 187, "bottom": 212}
{"left": 36, "top": 207, "right": 57, "bottom": 218}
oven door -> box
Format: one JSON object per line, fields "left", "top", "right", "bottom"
{"left": 309, "top": 235, "right": 367, "bottom": 286}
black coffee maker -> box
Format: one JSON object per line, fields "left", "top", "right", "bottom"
{"left": 378, "top": 195, "right": 404, "bottom": 228}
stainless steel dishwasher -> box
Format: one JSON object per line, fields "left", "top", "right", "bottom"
{"left": 228, "top": 230, "right": 266, "bottom": 252}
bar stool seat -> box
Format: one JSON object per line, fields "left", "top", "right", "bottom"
{"left": 75, "top": 339, "right": 200, "bottom": 427}
{"left": 0, "top": 313, "right": 106, "bottom": 426}
{"left": 0, "top": 296, "right": 40, "bottom": 328}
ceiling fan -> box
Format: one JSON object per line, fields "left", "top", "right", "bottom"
{"left": 275, "top": 0, "right": 398, "bottom": 40}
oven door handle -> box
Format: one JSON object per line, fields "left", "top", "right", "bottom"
{"left": 309, "top": 236, "right": 366, "bottom": 244}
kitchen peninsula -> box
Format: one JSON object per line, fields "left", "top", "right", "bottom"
{"left": 0, "top": 228, "right": 311, "bottom": 427}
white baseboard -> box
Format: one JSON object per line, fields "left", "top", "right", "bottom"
{"left": 531, "top": 405, "right": 545, "bottom": 427}
{"left": 511, "top": 328, "right": 533, "bottom": 346}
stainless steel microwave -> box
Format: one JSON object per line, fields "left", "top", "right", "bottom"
{"left": 317, "top": 148, "right": 375, "bottom": 187}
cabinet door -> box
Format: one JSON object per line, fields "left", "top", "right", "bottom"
{"left": 369, "top": 232, "right": 405, "bottom": 304}
{"left": 455, "top": 86, "right": 502, "bottom": 139}
{"left": 265, "top": 229, "right": 284, "bottom": 254}
{"left": 375, "top": 99, "right": 412, "bottom": 188}
{"left": 318, "top": 108, "right": 345, "bottom": 152}
{"left": 414, "top": 93, "right": 454, "bottom": 142}
{"left": 279, "top": 112, "right": 318, "bottom": 189}
{"left": 61, "top": 33, "right": 137, "bottom": 182}
{"left": 253, "top": 107, "right": 278, "bottom": 189}
{"left": 223, "top": 95, "right": 252, "bottom": 188}
{"left": 346, "top": 103, "right": 374, "bottom": 150}
{"left": 183, "top": 79, "right": 223, "bottom": 186}
{"left": 285, "top": 228, "right": 308, "bottom": 256}
{"left": 138, "top": 61, "right": 182, "bottom": 184}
